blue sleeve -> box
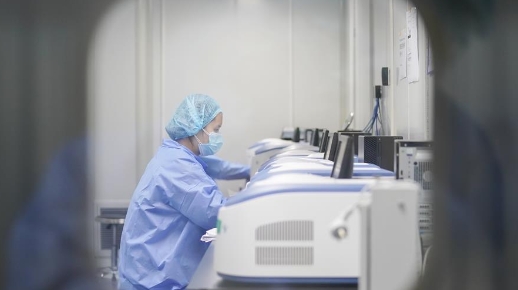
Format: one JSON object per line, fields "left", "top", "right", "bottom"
{"left": 199, "top": 155, "right": 250, "bottom": 180}
{"left": 156, "top": 156, "right": 227, "bottom": 230}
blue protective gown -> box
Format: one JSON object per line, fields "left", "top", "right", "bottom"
{"left": 199, "top": 155, "right": 250, "bottom": 180}
{"left": 118, "top": 139, "right": 227, "bottom": 290}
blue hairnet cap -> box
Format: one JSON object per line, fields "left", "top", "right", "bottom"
{"left": 166, "top": 94, "right": 222, "bottom": 140}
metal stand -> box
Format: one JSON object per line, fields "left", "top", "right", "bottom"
{"left": 95, "top": 216, "right": 125, "bottom": 282}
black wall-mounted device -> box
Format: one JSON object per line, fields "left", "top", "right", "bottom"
{"left": 382, "top": 67, "right": 389, "bottom": 86}
{"left": 375, "top": 85, "right": 383, "bottom": 99}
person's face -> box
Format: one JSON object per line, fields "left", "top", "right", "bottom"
{"left": 196, "top": 112, "right": 223, "bottom": 144}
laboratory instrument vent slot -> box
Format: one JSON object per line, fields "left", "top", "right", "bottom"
{"left": 420, "top": 224, "right": 434, "bottom": 232}
{"left": 99, "top": 207, "right": 127, "bottom": 250}
{"left": 363, "top": 137, "right": 379, "bottom": 165}
{"left": 255, "top": 247, "right": 314, "bottom": 266}
{"left": 414, "top": 161, "right": 433, "bottom": 190}
{"left": 255, "top": 220, "right": 313, "bottom": 241}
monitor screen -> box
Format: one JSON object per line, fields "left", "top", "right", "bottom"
{"left": 331, "top": 141, "right": 344, "bottom": 178}
{"left": 310, "top": 128, "right": 324, "bottom": 146}
{"left": 319, "top": 130, "right": 330, "bottom": 153}
{"left": 331, "top": 136, "right": 354, "bottom": 179}
{"left": 323, "top": 135, "right": 332, "bottom": 159}
{"left": 338, "top": 133, "right": 349, "bottom": 148}
{"left": 333, "top": 133, "right": 350, "bottom": 162}
{"left": 325, "top": 132, "right": 339, "bottom": 161}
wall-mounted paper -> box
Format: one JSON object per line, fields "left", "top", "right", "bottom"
{"left": 406, "top": 7, "right": 419, "bottom": 83}
{"left": 398, "top": 29, "right": 407, "bottom": 81}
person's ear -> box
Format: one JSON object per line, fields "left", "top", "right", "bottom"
{"left": 195, "top": 129, "right": 207, "bottom": 143}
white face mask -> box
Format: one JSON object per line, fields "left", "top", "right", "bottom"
{"left": 194, "top": 129, "right": 223, "bottom": 156}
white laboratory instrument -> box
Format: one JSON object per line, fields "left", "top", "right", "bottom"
{"left": 259, "top": 158, "right": 364, "bottom": 173}
{"left": 214, "top": 175, "right": 420, "bottom": 284}
{"left": 248, "top": 162, "right": 394, "bottom": 189}
{"left": 277, "top": 144, "right": 319, "bottom": 154}
{"left": 248, "top": 131, "right": 336, "bottom": 176}
{"left": 395, "top": 141, "right": 433, "bottom": 249}
{"left": 248, "top": 136, "right": 394, "bottom": 189}
{"left": 355, "top": 181, "right": 422, "bottom": 290}
{"left": 272, "top": 149, "right": 320, "bottom": 158}
{"left": 247, "top": 139, "right": 314, "bottom": 176}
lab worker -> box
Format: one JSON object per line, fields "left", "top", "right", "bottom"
{"left": 119, "top": 94, "right": 232, "bottom": 290}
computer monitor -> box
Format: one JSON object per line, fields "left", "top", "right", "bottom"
{"left": 324, "top": 132, "right": 339, "bottom": 161}
{"left": 319, "top": 130, "right": 330, "bottom": 153}
{"left": 331, "top": 136, "right": 354, "bottom": 179}
{"left": 335, "top": 134, "right": 350, "bottom": 162}
{"left": 280, "top": 127, "right": 301, "bottom": 142}
{"left": 309, "top": 128, "right": 324, "bottom": 146}
{"left": 323, "top": 135, "right": 333, "bottom": 160}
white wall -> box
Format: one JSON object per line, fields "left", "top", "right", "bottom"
{"left": 391, "top": 1, "right": 431, "bottom": 140}
{"left": 350, "top": 0, "right": 374, "bottom": 130}
{"left": 291, "top": 0, "right": 344, "bottom": 130}
{"left": 354, "top": 0, "right": 433, "bottom": 139}
{"left": 161, "top": 0, "right": 291, "bottom": 166}
{"left": 87, "top": 0, "right": 348, "bottom": 264}
{"left": 371, "top": 0, "right": 393, "bottom": 134}
{"left": 87, "top": 0, "right": 137, "bottom": 266}
{"left": 160, "top": 0, "right": 348, "bottom": 193}
{"left": 88, "top": 0, "right": 137, "bottom": 203}
{"left": 161, "top": 0, "right": 348, "bottom": 155}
